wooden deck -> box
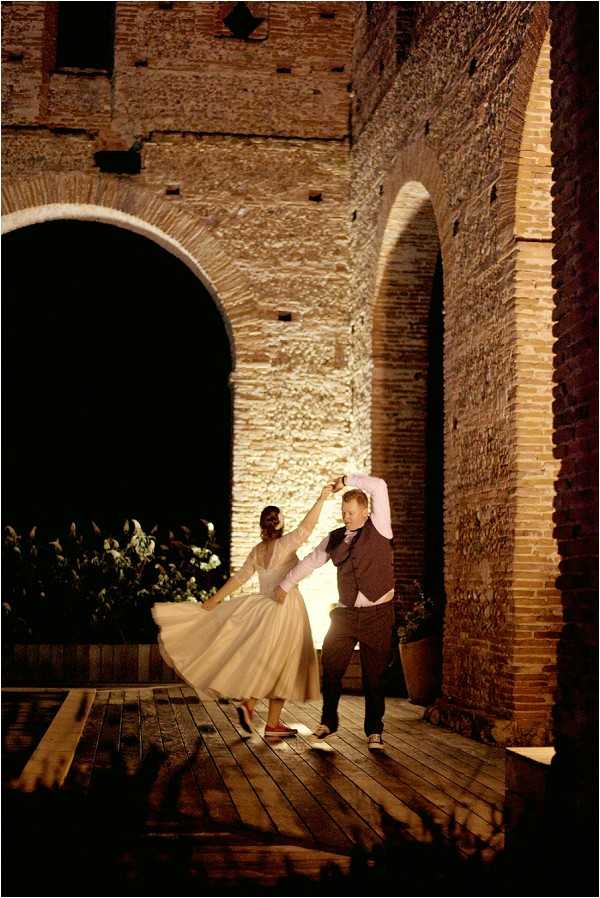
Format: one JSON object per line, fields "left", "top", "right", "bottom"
{"left": 4, "top": 687, "right": 506, "bottom": 888}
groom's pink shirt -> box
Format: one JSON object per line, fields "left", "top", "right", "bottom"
{"left": 279, "top": 474, "right": 394, "bottom": 607}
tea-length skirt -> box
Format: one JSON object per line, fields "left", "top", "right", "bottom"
{"left": 151, "top": 589, "right": 320, "bottom": 702}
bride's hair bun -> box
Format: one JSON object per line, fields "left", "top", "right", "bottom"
{"left": 260, "top": 505, "right": 284, "bottom": 541}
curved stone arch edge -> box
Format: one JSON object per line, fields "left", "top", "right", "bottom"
{"left": 2, "top": 203, "right": 238, "bottom": 368}
{"left": 370, "top": 140, "right": 454, "bottom": 307}
{"left": 496, "top": 1, "right": 550, "bottom": 253}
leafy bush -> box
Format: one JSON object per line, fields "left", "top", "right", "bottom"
{"left": 2, "top": 519, "right": 226, "bottom": 644}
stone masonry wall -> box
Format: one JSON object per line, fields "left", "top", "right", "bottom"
{"left": 1, "top": 2, "right": 359, "bottom": 645}
{"left": 3, "top": 2, "right": 594, "bottom": 736}
{"left": 350, "top": 2, "right": 559, "bottom": 743}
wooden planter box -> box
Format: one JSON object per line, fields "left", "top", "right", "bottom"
{"left": 2, "top": 644, "right": 365, "bottom": 691}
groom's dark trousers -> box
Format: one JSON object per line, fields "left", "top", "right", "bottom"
{"left": 320, "top": 602, "right": 394, "bottom": 736}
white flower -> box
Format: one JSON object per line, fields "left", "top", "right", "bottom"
{"left": 209, "top": 554, "right": 221, "bottom": 568}
{"left": 186, "top": 596, "right": 198, "bottom": 603}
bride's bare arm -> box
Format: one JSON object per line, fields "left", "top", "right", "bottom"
{"left": 202, "top": 548, "right": 256, "bottom": 610}
{"left": 288, "top": 483, "right": 334, "bottom": 547}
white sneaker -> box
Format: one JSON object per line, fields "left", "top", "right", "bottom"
{"left": 313, "top": 724, "right": 336, "bottom": 739}
{"left": 367, "top": 733, "right": 384, "bottom": 750}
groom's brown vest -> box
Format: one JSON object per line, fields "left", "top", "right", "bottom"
{"left": 326, "top": 517, "right": 394, "bottom": 607}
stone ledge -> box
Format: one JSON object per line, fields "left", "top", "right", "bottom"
{"left": 505, "top": 744, "right": 556, "bottom": 851}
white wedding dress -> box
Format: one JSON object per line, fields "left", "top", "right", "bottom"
{"left": 151, "top": 525, "right": 320, "bottom": 702}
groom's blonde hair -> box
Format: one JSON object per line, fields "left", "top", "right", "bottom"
{"left": 342, "top": 488, "right": 368, "bottom": 509}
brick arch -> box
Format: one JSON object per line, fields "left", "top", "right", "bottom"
{"left": 1, "top": 171, "right": 261, "bottom": 367}
{"left": 375, "top": 138, "right": 455, "bottom": 290}
{"left": 1, "top": 171, "right": 264, "bottom": 567}
{"left": 495, "top": 1, "right": 560, "bottom": 742}
{"left": 497, "top": 1, "right": 550, "bottom": 251}
{"left": 370, "top": 141, "right": 452, "bottom": 596}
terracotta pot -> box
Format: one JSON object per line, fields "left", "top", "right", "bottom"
{"left": 399, "top": 634, "right": 439, "bottom": 705}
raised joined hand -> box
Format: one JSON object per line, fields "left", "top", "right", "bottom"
{"left": 331, "top": 475, "right": 345, "bottom": 493}
{"left": 320, "top": 483, "right": 335, "bottom": 500}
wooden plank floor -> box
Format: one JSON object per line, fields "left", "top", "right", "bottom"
{"left": 62, "top": 687, "right": 505, "bottom": 867}
{"left": 1, "top": 691, "right": 66, "bottom": 784}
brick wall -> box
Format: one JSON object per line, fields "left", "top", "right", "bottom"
{"left": 350, "top": 2, "right": 560, "bottom": 743}
{"left": 2, "top": 2, "right": 595, "bottom": 744}
{"left": 1, "top": 2, "right": 358, "bottom": 646}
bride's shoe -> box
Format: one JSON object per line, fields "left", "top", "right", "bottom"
{"left": 264, "top": 721, "right": 298, "bottom": 738}
{"left": 236, "top": 702, "right": 254, "bottom": 734}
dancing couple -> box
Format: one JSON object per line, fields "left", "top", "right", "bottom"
{"left": 152, "top": 473, "right": 395, "bottom": 748}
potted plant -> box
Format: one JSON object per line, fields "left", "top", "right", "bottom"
{"left": 395, "top": 580, "right": 442, "bottom": 705}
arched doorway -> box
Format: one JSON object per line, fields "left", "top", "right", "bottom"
{"left": 2, "top": 220, "right": 232, "bottom": 560}
{"left": 1, "top": 173, "right": 267, "bottom": 580}
{"left": 372, "top": 181, "right": 444, "bottom": 603}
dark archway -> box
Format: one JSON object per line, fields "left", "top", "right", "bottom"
{"left": 424, "top": 250, "right": 444, "bottom": 602}
{"left": 371, "top": 182, "right": 444, "bottom": 602}
{"left": 2, "top": 220, "right": 232, "bottom": 561}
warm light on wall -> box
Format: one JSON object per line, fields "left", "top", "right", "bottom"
{"left": 301, "top": 564, "right": 339, "bottom": 648}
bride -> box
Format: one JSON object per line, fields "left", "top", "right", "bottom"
{"left": 151, "top": 483, "right": 333, "bottom": 738}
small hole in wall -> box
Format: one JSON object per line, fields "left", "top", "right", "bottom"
{"left": 277, "top": 66, "right": 292, "bottom": 74}
{"left": 379, "top": 58, "right": 384, "bottom": 73}
{"left": 351, "top": 210, "right": 357, "bottom": 221}
{"left": 158, "top": 1, "right": 173, "bottom": 9}
{"left": 313, "top": 89, "right": 321, "bottom": 95}
{"left": 490, "top": 184, "right": 497, "bottom": 203}
{"left": 346, "top": 82, "right": 353, "bottom": 92}
{"left": 452, "top": 417, "right": 459, "bottom": 431}
{"left": 278, "top": 311, "right": 293, "bottom": 322}
{"left": 8, "top": 51, "right": 24, "bottom": 62}
{"left": 166, "top": 185, "right": 180, "bottom": 196}
{"left": 379, "top": 184, "right": 384, "bottom": 196}
{"left": 424, "top": 120, "right": 430, "bottom": 136}
{"left": 331, "top": 65, "right": 345, "bottom": 73}
{"left": 468, "top": 58, "right": 477, "bottom": 77}
{"left": 135, "top": 58, "right": 148, "bottom": 67}
{"left": 319, "top": 10, "right": 336, "bottom": 19}
{"left": 453, "top": 219, "right": 460, "bottom": 236}
{"left": 309, "top": 192, "right": 323, "bottom": 202}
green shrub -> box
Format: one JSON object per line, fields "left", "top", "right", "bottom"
{"left": 2, "top": 519, "right": 226, "bottom": 644}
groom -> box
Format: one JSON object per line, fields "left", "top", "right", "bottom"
{"left": 275, "top": 473, "right": 394, "bottom": 749}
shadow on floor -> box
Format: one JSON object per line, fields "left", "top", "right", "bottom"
{"left": 3, "top": 729, "right": 593, "bottom": 897}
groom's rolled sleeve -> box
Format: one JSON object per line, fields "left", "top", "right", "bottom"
{"left": 279, "top": 536, "right": 330, "bottom": 593}
{"left": 347, "top": 473, "right": 393, "bottom": 539}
